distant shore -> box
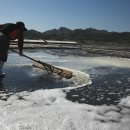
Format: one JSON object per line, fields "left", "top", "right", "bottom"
{"left": 10, "top": 43, "right": 130, "bottom": 58}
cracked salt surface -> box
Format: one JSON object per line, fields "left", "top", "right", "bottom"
{"left": 0, "top": 49, "right": 130, "bottom": 130}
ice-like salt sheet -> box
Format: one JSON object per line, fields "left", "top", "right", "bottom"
{"left": 62, "top": 56, "right": 130, "bottom": 70}
{"left": 0, "top": 89, "right": 130, "bottom": 130}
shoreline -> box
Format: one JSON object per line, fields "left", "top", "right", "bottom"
{"left": 10, "top": 43, "right": 130, "bottom": 58}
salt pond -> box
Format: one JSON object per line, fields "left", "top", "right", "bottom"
{"left": 0, "top": 49, "right": 130, "bottom": 130}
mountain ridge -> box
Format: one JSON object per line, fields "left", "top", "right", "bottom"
{"left": 24, "top": 27, "right": 130, "bottom": 43}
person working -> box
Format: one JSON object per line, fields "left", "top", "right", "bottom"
{"left": 0, "top": 21, "right": 27, "bottom": 78}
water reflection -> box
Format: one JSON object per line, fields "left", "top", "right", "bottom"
{"left": 65, "top": 66, "right": 130, "bottom": 105}
{"left": 3, "top": 65, "right": 72, "bottom": 92}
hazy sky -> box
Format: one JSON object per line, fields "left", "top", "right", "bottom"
{"left": 0, "top": 0, "right": 130, "bottom": 32}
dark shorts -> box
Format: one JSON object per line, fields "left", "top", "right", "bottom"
{"left": 0, "top": 34, "right": 10, "bottom": 62}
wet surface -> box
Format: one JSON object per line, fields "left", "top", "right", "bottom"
{"left": 65, "top": 67, "right": 130, "bottom": 105}
{"left": 0, "top": 49, "right": 130, "bottom": 105}
{"left": 1, "top": 65, "right": 71, "bottom": 92}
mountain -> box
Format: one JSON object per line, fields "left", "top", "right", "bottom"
{"left": 23, "top": 27, "right": 130, "bottom": 44}
{"left": 44, "top": 27, "right": 71, "bottom": 35}
{"left": 24, "top": 29, "right": 42, "bottom": 39}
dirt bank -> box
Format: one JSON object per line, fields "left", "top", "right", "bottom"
{"left": 10, "top": 43, "right": 130, "bottom": 58}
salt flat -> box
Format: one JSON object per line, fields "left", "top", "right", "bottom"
{"left": 0, "top": 49, "right": 130, "bottom": 130}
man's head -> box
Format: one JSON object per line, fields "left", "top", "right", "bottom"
{"left": 16, "top": 21, "right": 27, "bottom": 31}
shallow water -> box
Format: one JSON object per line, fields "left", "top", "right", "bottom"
{"left": 66, "top": 66, "right": 130, "bottom": 105}
{"left": 1, "top": 49, "right": 130, "bottom": 105}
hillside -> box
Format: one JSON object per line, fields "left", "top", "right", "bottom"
{"left": 24, "top": 27, "right": 130, "bottom": 45}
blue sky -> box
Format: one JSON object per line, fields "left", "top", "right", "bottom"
{"left": 0, "top": 0, "right": 130, "bottom": 32}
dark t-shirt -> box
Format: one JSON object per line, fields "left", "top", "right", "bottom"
{"left": 0, "top": 23, "right": 19, "bottom": 62}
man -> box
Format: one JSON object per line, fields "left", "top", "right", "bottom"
{"left": 0, "top": 21, "right": 27, "bottom": 78}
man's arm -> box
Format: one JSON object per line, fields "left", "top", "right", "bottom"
{"left": 17, "top": 30, "right": 24, "bottom": 55}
